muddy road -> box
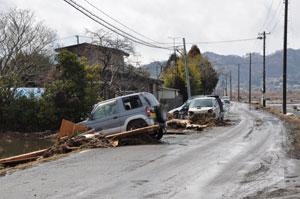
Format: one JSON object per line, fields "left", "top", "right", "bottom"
{"left": 1, "top": 103, "right": 300, "bottom": 198}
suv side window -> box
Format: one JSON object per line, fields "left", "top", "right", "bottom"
{"left": 93, "top": 102, "right": 118, "bottom": 119}
{"left": 122, "top": 95, "right": 142, "bottom": 110}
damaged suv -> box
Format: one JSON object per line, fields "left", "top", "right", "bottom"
{"left": 80, "top": 92, "right": 167, "bottom": 140}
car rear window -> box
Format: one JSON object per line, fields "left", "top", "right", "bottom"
{"left": 191, "top": 98, "right": 213, "bottom": 108}
{"left": 142, "top": 93, "right": 159, "bottom": 106}
{"left": 122, "top": 95, "right": 143, "bottom": 110}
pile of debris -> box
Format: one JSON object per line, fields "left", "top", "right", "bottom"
{"left": 189, "top": 113, "right": 228, "bottom": 126}
{"left": 0, "top": 120, "right": 161, "bottom": 166}
{"left": 43, "top": 134, "right": 115, "bottom": 158}
{"left": 167, "top": 113, "right": 228, "bottom": 134}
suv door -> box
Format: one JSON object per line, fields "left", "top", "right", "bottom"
{"left": 119, "top": 95, "right": 145, "bottom": 128}
{"left": 88, "top": 100, "right": 121, "bottom": 134}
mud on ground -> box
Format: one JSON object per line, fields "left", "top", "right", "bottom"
{"left": 255, "top": 104, "right": 300, "bottom": 159}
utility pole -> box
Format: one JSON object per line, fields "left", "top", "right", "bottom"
{"left": 283, "top": 0, "right": 288, "bottom": 114}
{"left": 76, "top": 35, "right": 79, "bottom": 44}
{"left": 201, "top": 63, "right": 205, "bottom": 95}
{"left": 238, "top": 64, "right": 240, "bottom": 102}
{"left": 169, "top": 37, "right": 179, "bottom": 86}
{"left": 225, "top": 73, "right": 228, "bottom": 96}
{"left": 248, "top": 53, "right": 252, "bottom": 104}
{"left": 183, "top": 38, "right": 191, "bottom": 99}
{"left": 230, "top": 70, "right": 232, "bottom": 101}
{"left": 258, "top": 31, "right": 270, "bottom": 107}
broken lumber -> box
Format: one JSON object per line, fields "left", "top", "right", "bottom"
{"left": 166, "top": 129, "right": 186, "bottom": 134}
{"left": 0, "top": 149, "right": 48, "bottom": 164}
{"left": 167, "top": 119, "right": 191, "bottom": 128}
{"left": 186, "top": 124, "right": 208, "bottom": 129}
{"left": 105, "top": 125, "right": 160, "bottom": 139}
{"left": 58, "top": 119, "right": 88, "bottom": 138}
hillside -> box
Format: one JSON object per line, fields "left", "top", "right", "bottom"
{"left": 141, "top": 49, "right": 300, "bottom": 90}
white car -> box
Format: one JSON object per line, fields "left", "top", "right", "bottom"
{"left": 188, "top": 97, "right": 223, "bottom": 119}
{"left": 168, "top": 99, "right": 192, "bottom": 118}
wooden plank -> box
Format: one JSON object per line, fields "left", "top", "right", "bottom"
{"left": 105, "top": 125, "right": 160, "bottom": 139}
{"left": 186, "top": 124, "right": 208, "bottom": 129}
{"left": 58, "top": 119, "right": 88, "bottom": 138}
{"left": 166, "top": 129, "right": 186, "bottom": 134}
{"left": 0, "top": 149, "right": 48, "bottom": 164}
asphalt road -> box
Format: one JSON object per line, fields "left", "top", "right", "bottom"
{"left": 1, "top": 102, "right": 300, "bottom": 199}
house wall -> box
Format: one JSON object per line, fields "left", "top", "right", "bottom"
{"left": 60, "top": 44, "right": 126, "bottom": 71}
{"left": 158, "top": 90, "right": 177, "bottom": 100}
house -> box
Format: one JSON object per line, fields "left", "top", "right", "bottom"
{"left": 55, "top": 43, "right": 129, "bottom": 71}
{"left": 55, "top": 43, "right": 163, "bottom": 100}
{"left": 156, "top": 87, "right": 183, "bottom": 111}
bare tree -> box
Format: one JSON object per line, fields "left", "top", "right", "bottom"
{"left": 0, "top": 8, "right": 57, "bottom": 86}
{"left": 85, "top": 29, "right": 138, "bottom": 98}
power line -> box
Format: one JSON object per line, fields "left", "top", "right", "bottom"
{"left": 265, "top": 0, "right": 283, "bottom": 31}
{"left": 83, "top": 0, "right": 165, "bottom": 45}
{"left": 260, "top": 0, "right": 275, "bottom": 32}
{"left": 63, "top": 0, "right": 172, "bottom": 50}
{"left": 187, "top": 38, "right": 258, "bottom": 44}
{"left": 155, "top": 38, "right": 258, "bottom": 46}
{"left": 66, "top": 0, "right": 171, "bottom": 49}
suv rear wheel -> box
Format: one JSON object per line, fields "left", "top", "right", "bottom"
{"left": 127, "top": 119, "right": 147, "bottom": 131}
{"left": 126, "top": 119, "right": 163, "bottom": 140}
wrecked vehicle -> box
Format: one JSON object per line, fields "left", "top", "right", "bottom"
{"left": 79, "top": 92, "right": 167, "bottom": 140}
{"left": 188, "top": 96, "right": 224, "bottom": 120}
{"left": 168, "top": 99, "right": 192, "bottom": 118}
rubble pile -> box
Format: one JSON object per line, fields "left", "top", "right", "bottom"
{"left": 43, "top": 135, "right": 114, "bottom": 158}
{"left": 189, "top": 113, "right": 228, "bottom": 127}
{"left": 43, "top": 132, "right": 160, "bottom": 158}
{"left": 118, "top": 133, "right": 160, "bottom": 146}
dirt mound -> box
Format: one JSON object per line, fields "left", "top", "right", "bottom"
{"left": 189, "top": 113, "right": 228, "bottom": 127}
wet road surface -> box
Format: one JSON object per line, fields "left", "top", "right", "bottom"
{"left": 1, "top": 102, "right": 300, "bottom": 198}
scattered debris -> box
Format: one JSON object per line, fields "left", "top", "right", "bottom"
{"left": 43, "top": 134, "right": 115, "bottom": 158}
{"left": 0, "top": 149, "right": 48, "bottom": 165}
{"left": 0, "top": 121, "right": 161, "bottom": 166}
{"left": 189, "top": 113, "right": 228, "bottom": 127}
{"left": 58, "top": 119, "right": 88, "bottom": 138}
{"left": 167, "top": 113, "right": 229, "bottom": 135}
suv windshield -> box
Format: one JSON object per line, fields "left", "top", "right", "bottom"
{"left": 143, "top": 93, "right": 159, "bottom": 106}
{"left": 191, "top": 98, "right": 213, "bottom": 108}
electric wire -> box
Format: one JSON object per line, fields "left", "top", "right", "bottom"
{"left": 83, "top": 0, "right": 166, "bottom": 45}
{"left": 260, "top": 0, "right": 275, "bottom": 32}
{"left": 63, "top": 0, "right": 172, "bottom": 50}
{"left": 265, "top": 0, "right": 283, "bottom": 31}
{"left": 66, "top": 0, "right": 171, "bottom": 49}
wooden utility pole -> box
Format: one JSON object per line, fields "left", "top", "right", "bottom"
{"left": 230, "top": 70, "right": 232, "bottom": 101}
{"left": 249, "top": 53, "right": 252, "bottom": 104}
{"left": 238, "top": 64, "right": 240, "bottom": 102}
{"left": 258, "top": 31, "right": 270, "bottom": 107}
{"left": 76, "top": 35, "right": 79, "bottom": 44}
{"left": 183, "top": 38, "right": 191, "bottom": 99}
{"left": 283, "top": 0, "right": 288, "bottom": 114}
